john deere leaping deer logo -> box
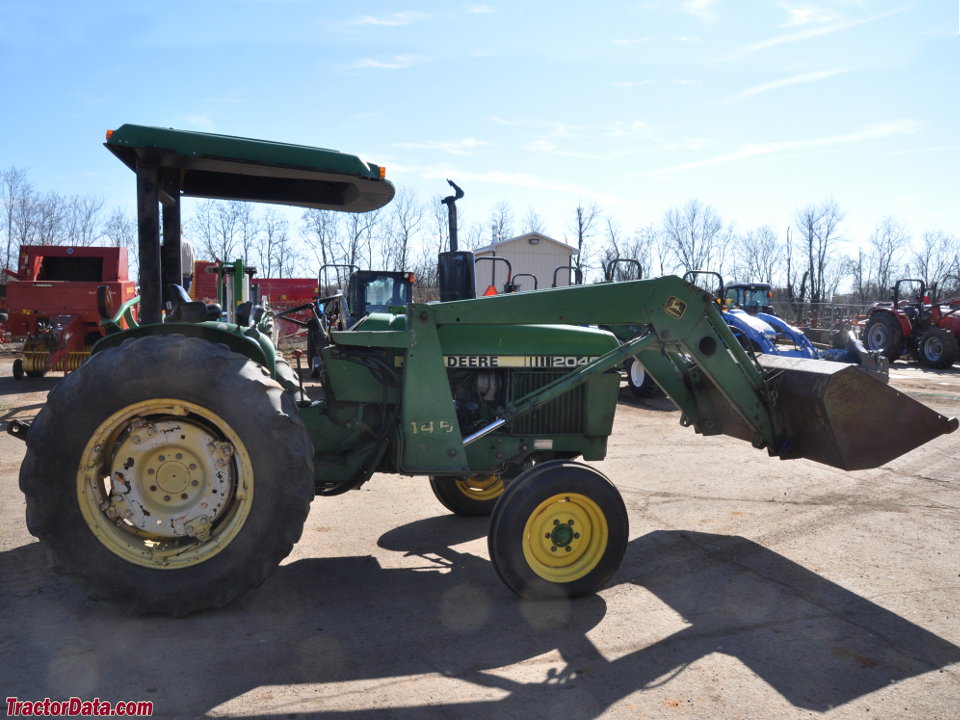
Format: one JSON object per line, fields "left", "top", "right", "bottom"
{"left": 664, "top": 296, "right": 686, "bottom": 319}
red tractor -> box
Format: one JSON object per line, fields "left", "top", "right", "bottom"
{"left": 862, "top": 278, "right": 960, "bottom": 368}
{"left": 4, "top": 245, "right": 138, "bottom": 379}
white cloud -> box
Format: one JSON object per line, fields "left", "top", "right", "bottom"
{"left": 488, "top": 116, "right": 531, "bottom": 127}
{"left": 677, "top": 0, "right": 718, "bottom": 21}
{"left": 777, "top": 3, "right": 843, "bottom": 27}
{"left": 349, "top": 11, "right": 430, "bottom": 27}
{"left": 721, "top": 4, "right": 911, "bottom": 61}
{"left": 393, "top": 138, "right": 490, "bottom": 155}
{"left": 723, "top": 67, "right": 850, "bottom": 103}
{"left": 638, "top": 119, "right": 922, "bottom": 176}
{"left": 352, "top": 54, "right": 431, "bottom": 70}
{"left": 522, "top": 140, "right": 608, "bottom": 161}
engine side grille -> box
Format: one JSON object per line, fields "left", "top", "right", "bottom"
{"left": 509, "top": 371, "right": 586, "bottom": 435}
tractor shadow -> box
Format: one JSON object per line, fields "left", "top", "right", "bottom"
{"left": 0, "top": 373, "right": 59, "bottom": 397}
{"left": 1, "top": 522, "right": 958, "bottom": 718}
{"left": 616, "top": 385, "right": 677, "bottom": 412}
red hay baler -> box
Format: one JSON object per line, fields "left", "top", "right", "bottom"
{"left": 5, "top": 245, "right": 137, "bottom": 379}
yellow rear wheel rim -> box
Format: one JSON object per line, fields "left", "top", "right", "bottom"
{"left": 76, "top": 399, "right": 254, "bottom": 569}
{"left": 521, "top": 492, "right": 608, "bottom": 583}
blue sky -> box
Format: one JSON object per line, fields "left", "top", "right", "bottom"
{"left": 1, "top": 0, "right": 957, "bottom": 255}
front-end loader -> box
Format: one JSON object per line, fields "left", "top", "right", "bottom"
{"left": 9, "top": 125, "right": 957, "bottom": 615}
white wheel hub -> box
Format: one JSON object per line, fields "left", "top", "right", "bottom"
{"left": 105, "top": 419, "right": 234, "bottom": 538}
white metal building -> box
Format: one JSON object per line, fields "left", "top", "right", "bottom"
{"left": 473, "top": 233, "right": 578, "bottom": 294}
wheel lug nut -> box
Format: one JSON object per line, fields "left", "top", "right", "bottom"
{"left": 574, "top": 533, "right": 580, "bottom": 539}
{"left": 175, "top": 453, "right": 182, "bottom": 460}
{"left": 158, "top": 455, "right": 165, "bottom": 462}
{"left": 149, "top": 485, "right": 157, "bottom": 492}
{"left": 568, "top": 520, "right": 574, "bottom": 525}
{"left": 544, "top": 533, "right": 551, "bottom": 539}
{"left": 565, "top": 546, "right": 572, "bottom": 552}
{"left": 191, "top": 480, "right": 199, "bottom": 487}
{"left": 553, "top": 519, "right": 560, "bottom": 525}
{"left": 147, "top": 468, "right": 155, "bottom": 475}
{"left": 163, "top": 495, "right": 171, "bottom": 502}
{"left": 189, "top": 464, "right": 197, "bottom": 470}
{"left": 550, "top": 546, "right": 557, "bottom": 552}
{"left": 181, "top": 493, "right": 188, "bottom": 500}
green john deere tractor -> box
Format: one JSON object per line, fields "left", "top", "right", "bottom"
{"left": 9, "top": 124, "right": 957, "bottom": 615}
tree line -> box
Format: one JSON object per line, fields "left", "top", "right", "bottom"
{"left": 3, "top": 165, "right": 959, "bottom": 316}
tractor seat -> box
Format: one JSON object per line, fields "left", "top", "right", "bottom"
{"left": 166, "top": 283, "right": 222, "bottom": 323}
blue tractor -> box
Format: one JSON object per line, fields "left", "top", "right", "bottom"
{"left": 624, "top": 271, "right": 885, "bottom": 398}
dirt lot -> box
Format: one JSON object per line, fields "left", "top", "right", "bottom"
{"left": 1, "top": 353, "right": 958, "bottom": 719}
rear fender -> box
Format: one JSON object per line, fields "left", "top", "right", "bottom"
{"left": 91, "top": 322, "right": 275, "bottom": 375}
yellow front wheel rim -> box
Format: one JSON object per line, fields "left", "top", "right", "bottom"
{"left": 521, "top": 493, "right": 608, "bottom": 583}
{"left": 76, "top": 399, "right": 254, "bottom": 570}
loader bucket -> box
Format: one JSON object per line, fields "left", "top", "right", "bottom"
{"left": 756, "top": 354, "right": 958, "bottom": 471}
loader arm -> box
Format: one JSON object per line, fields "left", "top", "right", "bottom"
{"left": 335, "top": 275, "right": 956, "bottom": 472}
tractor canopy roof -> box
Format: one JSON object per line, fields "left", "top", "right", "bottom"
{"left": 105, "top": 124, "right": 394, "bottom": 212}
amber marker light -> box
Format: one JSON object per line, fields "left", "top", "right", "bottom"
{"left": 379, "top": 166, "right": 386, "bottom": 179}
{"left": 105, "top": 129, "right": 114, "bottom": 141}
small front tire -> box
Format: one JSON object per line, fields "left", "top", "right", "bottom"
{"left": 918, "top": 327, "right": 958, "bottom": 369}
{"left": 488, "top": 461, "right": 628, "bottom": 599}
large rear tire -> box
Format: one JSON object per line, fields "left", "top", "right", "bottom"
{"left": 488, "top": 461, "right": 628, "bottom": 599}
{"left": 863, "top": 312, "right": 904, "bottom": 362}
{"left": 19, "top": 334, "right": 315, "bottom": 616}
{"left": 918, "top": 327, "right": 958, "bottom": 369}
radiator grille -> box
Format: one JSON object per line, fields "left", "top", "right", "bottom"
{"left": 509, "top": 371, "right": 585, "bottom": 435}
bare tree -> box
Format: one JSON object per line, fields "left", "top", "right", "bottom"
{"left": 566, "top": 202, "right": 600, "bottom": 276}
{"left": 661, "top": 199, "right": 728, "bottom": 275}
{"left": 385, "top": 187, "right": 423, "bottom": 271}
{"left": 522, "top": 205, "right": 546, "bottom": 235}
{"left": 190, "top": 200, "right": 245, "bottom": 262}
{"left": 733, "top": 225, "right": 781, "bottom": 284}
{"left": 848, "top": 248, "right": 868, "bottom": 304}
{"left": 301, "top": 208, "right": 340, "bottom": 276}
{"left": 866, "top": 215, "right": 909, "bottom": 297}
{"left": 254, "top": 209, "right": 290, "bottom": 278}
{"left": 793, "top": 198, "right": 844, "bottom": 304}
{"left": 339, "top": 208, "right": 382, "bottom": 279}
{"left": 489, "top": 200, "right": 514, "bottom": 244}
{"left": 2, "top": 167, "right": 32, "bottom": 274}
{"left": 235, "top": 202, "right": 260, "bottom": 267}
{"left": 103, "top": 207, "right": 138, "bottom": 273}
{"left": 411, "top": 242, "right": 441, "bottom": 302}
{"left": 430, "top": 194, "right": 450, "bottom": 253}
{"left": 912, "top": 230, "right": 959, "bottom": 297}
{"left": 64, "top": 194, "right": 105, "bottom": 247}
{"left": 33, "top": 191, "right": 67, "bottom": 245}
